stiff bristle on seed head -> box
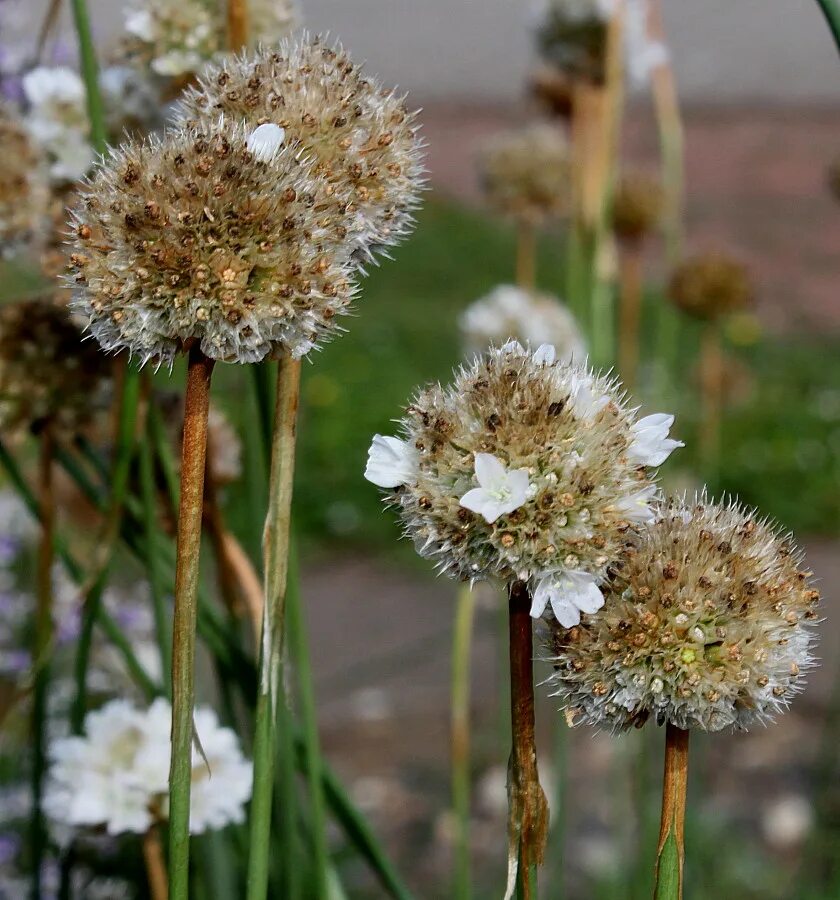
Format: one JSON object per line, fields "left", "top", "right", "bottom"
{"left": 0, "top": 298, "right": 109, "bottom": 438}
{"left": 173, "top": 36, "right": 425, "bottom": 263}
{"left": 612, "top": 173, "right": 663, "bottom": 244}
{"left": 0, "top": 105, "right": 49, "bottom": 260}
{"left": 668, "top": 253, "right": 752, "bottom": 321}
{"left": 479, "top": 124, "right": 571, "bottom": 227}
{"left": 545, "top": 494, "right": 820, "bottom": 733}
{"left": 365, "top": 341, "right": 683, "bottom": 626}
{"left": 68, "top": 118, "right": 358, "bottom": 365}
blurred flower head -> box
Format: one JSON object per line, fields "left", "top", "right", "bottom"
{"left": 365, "top": 341, "right": 682, "bottom": 624}
{"left": 45, "top": 697, "right": 252, "bottom": 835}
{"left": 611, "top": 172, "right": 663, "bottom": 243}
{"left": 69, "top": 118, "right": 358, "bottom": 365}
{"left": 668, "top": 253, "right": 753, "bottom": 321}
{"left": 174, "top": 37, "right": 425, "bottom": 263}
{"left": 533, "top": 0, "right": 613, "bottom": 84}
{"left": 544, "top": 494, "right": 820, "bottom": 732}
{"left": 479, "top": 124, "right": 571, "bottom": 227}
{"left": 460, "top": 284, "right": 586, "bottom": 362}
{"left": 0, "top": 299, "right": 109, "bottom": 438}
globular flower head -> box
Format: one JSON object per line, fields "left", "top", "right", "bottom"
{"left": 0, "top": 298, "right": 109, "bottom": 438}
{"left": 668, "top": 253, "right": 752, "bottom": 321}
{"left": 0, "top": 104, "right": 49, "bottom": 258}
{"left": 479, "top": 124, "right": 571, "bottom": 227}
{"left": 69, "top": 119, "right": 358, "bottom": 365}
{"left": 612, "top": 173, "right": 663, "bottom": 243}
{"left": 544, "top": 495, "right": 820, "bottom": 732}
{"left": 365, "top": 341, "right": 682, "bottom": 625}
{"left": 533, "top": 0, "right": 614, "bottom": 85}
{"left": 174, "top": 37, "right": 425, "bottom": 263}
{"left": 122, "top": 0, "right": 299, "bottom": 78}
{"left": 459, "top": 284, "right": 586, "bottom": 363}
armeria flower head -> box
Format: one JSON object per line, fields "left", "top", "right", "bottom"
{"left": 173, "top": 37, "right": 425, "bottom": 264}
{"left": 0, "top": 298, "right": 109, "bottom": 438}
{"left": 533, "top": 0, "right": 613, "bottom": 84}
{"left": 544, "top": 494, "right": 820, "bottom": 732}
{"left": 0, "top": 104, "right": 49, "bottom": 259}
{"left": 365, "top": 341, "right": 682, "bottom": 623}
{"left": 45, "top": 697, "right": 252, "bottom": 835}
{"left": 69, "top": 118, "right": 358, "bottom": 365}
{"left": 460, "top": 284, "right": 586, "bottom": 362}
{"left": 479, "top": 124, "right": 571, "bottom": 227}
{"left": 668, "top": 252, "right": 752, "bottom": 321}
{"left": 612, "top": 172, "right": 664, "bottom": 243}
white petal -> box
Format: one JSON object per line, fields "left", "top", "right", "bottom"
{"left": 529, "top": 589, "right": 549, "bottom": 618}
{"left": 532, "top": 343, "right": 556, "bottom": 365}
{"left": 473, "top": 453, "right": 508, "bottom": 489}
{"left": 506, "top": 468, "right": 531, "bottom": 506}
{"left": 459, "top": 488, "right": 501, "bottom": 523}
{"left": 247, "top": 123, "right": 286, "bottom": 162}
{"left": 551, "top": 599, "right": 582, "bottom": 629}
{"left": 364, "top": 435, "right": 417, "bottom": 488}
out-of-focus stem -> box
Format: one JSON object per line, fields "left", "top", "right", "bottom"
{"left": 68, "top": 0, "right": 107, "bottom": 152}
{"left": 31, "top": 426, "right": 54, "bottom": 900}
{"left": 169, "top": 348, "right": 215, "bottom": 900}
{"left": 516, "top": 223, "right": 537, "bottom": 292}
{"left": 505, "top": 583, "right": 548, "bottom": 900}
{"left": 815, "top": 0, "right": 840, "bottom": 55}
{"left": 247, "top": 355, "right": 301, "bottom": 900}
{"left": 699, "top": 321, "right": 723, "bottom": 475}
{"left": 227, "top": 0, "right": 249, "bottom": 50}
{"left": 618, "top": 244, "right": 644, "bottom": 391}
{"left": 654, "top": 724, "right": 689, "bottom": 900}
{"left": 451, "top": 583, "right": 476, "bottom": 900}
{"left": 143, "top": 824, "right": 169, "bottom": 900}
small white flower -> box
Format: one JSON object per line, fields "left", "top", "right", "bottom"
{"left": 568, "top": 371, "right": 610, "bottom": 420}
{"left": 530, "top": 570, "right": 604, "bottom": 626}
{"left": 613, "top": 484, "right": 658, "bottom": 523}
{"left": 460, "top": 453, "right": 530, "bottom": 524}
{"left": 124, "top": 8, "right": 155, "bottom": 41}
{"left": 627, "top": 413, "right": 683, "bottom": 467}
{"left": 246, "top": 123, "right": 286, "bottom": 162}
{"left": 532, "top": 343, "right": 556, "bottom": 365}
{"left": 22, "top": 66, "right": 85, "bottom": 107}
{"left": 364, "top": 435, "right": 418, "bottom": 488}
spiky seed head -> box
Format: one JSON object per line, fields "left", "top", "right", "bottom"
{"left": 479, "top": 124, "right": 571, "bottom": 227}
{"left": 612, "top": 173, "right": 663, "bottom": 243}
{"left": 460, "top": 284, "right": 586, "bottom": 363}
{"left": 0, "top": 105, "right": 49, "bottom": 260}
{"left": 545, "top": 495, "right": 820, "bottom": 733}
{"left": 371, "top": 341, "right": 678, "bottom": 597}
{"left": 68, "top": 119, "right": 358, "bottom": 365}
{"left": 0, "top": 299, "right": 109, "bottom": 438}
{"left": 534, "top": 0, "right": 611, "bottom": 85}
{"left": 173, "top": 37, "right": 425, "bottom": 264}
{"left": 668, "top": 253, "right": 752, "bottom": 321}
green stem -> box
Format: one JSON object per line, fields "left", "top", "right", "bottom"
{"left": 816, "top": 0, "right": 840, "bottom": 54}
{"left": 548, "top": 713, "right": 566, "bottom": 898}
{"left": 68, "top": 0, "right": 107, "bottom": 152}
{"left": 169, "top": 348, "right": 215, "bottom": 900}
{"left": 654, "top": 724, "right": 689, "bottom": 900}
{"left": 286, "top": 547, "right": 329, "bottom": 899}
{"left": 247, "top": 356, "right": 301, "bottom": 900}
{"left": 451, "top": 583, "right": 476, "bottom": 900}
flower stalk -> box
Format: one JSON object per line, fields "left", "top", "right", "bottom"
{"left": 516, "top": 224, "right": 537, "bottom": 292}
{"left": 452, "top": 583, "right": 477, "bottom": 900}
{"left": 654, "top": 724, "right": 689, "bottom": 900}
{"left": 227, "top": 0, "right": 249, "bottom": 51}
{"left": 68, "top": 0, "right": 107, "bottom": 152}
{"left": 617, "top": 243, "right": 643, "bottom": 391}
{"left": 143, "top": 824, "right": 169, "bottom": 900}
{"left": 247, "top": 354, "right": 302, "bottom": 900}
{"left": 816, "top": 0, "right": 840, "bottom": 55}
{"left": 699, "top": 321, "right": 723, "bottom": 473}
{"left": 505, "top": 582, "right": 548, "bottom": 900}
{"left": 169, "top": 347, "right": 215, "bottom": 900}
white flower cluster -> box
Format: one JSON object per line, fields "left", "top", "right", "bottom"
{"left": 460, "top": 284, "right": 586, "bottom": 362}
{"left": 45, "top": 698, "right": 252, "bottom": 835}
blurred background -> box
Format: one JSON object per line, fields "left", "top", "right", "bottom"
{"left": 3, "top": 1, "right": 840, "bottom": 897}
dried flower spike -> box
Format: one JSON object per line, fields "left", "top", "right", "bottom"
{"left": 545, "top": 495, "right": 820, "bottom": 732}
{"left": 0, "top": 105, "right": 49, "bottom": 259}
{"left": 365, "top": 341, "right": 682, "bottom": 626}
{"left": 69, "top": 119, "right": 358, "bottom": 365}
{"left": 460, "top": 284, "right": 586, "bottom": 363}
{"left": 0, "top": 298, "right": 108, "bottom": 438}
{"left": 668, "top": 253, "right": 752, "bottom": 321}
{"left": 479, "top": 124, "right": 571, "bottom": 227}
{"left": 174, "top": 37, "right": 425, "bottom": 263}
{"left": 612, "top": 173, "right": 664, "bottom": 244}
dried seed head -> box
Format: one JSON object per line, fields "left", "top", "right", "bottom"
{"left": 544, "top": 494, "right": 820, "bottom": 732}
{"left": 534, "top": 0, "right": 611, "bottom": 85}
{"left": 612, "top": 173, "right": 664, "bottom": 243}
{"left": 174, "top": 37, "right": 425, "bottom": 263}
{"left": 366, "top": 342, "right": 682, "bottom": 620}
{"left": 68, "top": 119, "right": 358, "bottom": 364}
{"left": 479, "top": 124, "right": 571, "bottom": 227}
{"left": 460, "top": 284, "right": 586, "bottom": 363}
{"left": 0, "top": 299, "right": 109, "bottom": 438}
{"left": 0, "top": 105, "right": 49, "bottom": 259}
{"left": 668, "top": 253, "right": 752, "bottom": 321}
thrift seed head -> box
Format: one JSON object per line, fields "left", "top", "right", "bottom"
{"left": 668, "top": 253, "right": 752, "bottom": 321}
{"left": 534, "top": 0, "right": 611, "bottom": 85}
{"left": 545, "top": 495, "right": 820, "bottom": 732}
{"left": 479, "top": 124, "right": 571, "bottom": 227}
{"left": 0, "top": 299, "right": 109, "bottom": 437}
{"left": 69, "top": 119, "right": 357, "bottom": 365}
{"left": 174, "top": 37, "right": 425, "bottom": 263}
{"left": 612, "top": 173, "right": 663, "bottom": 243}
{"left": 366, "top": 342, "right": 682, "bottom": 623}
